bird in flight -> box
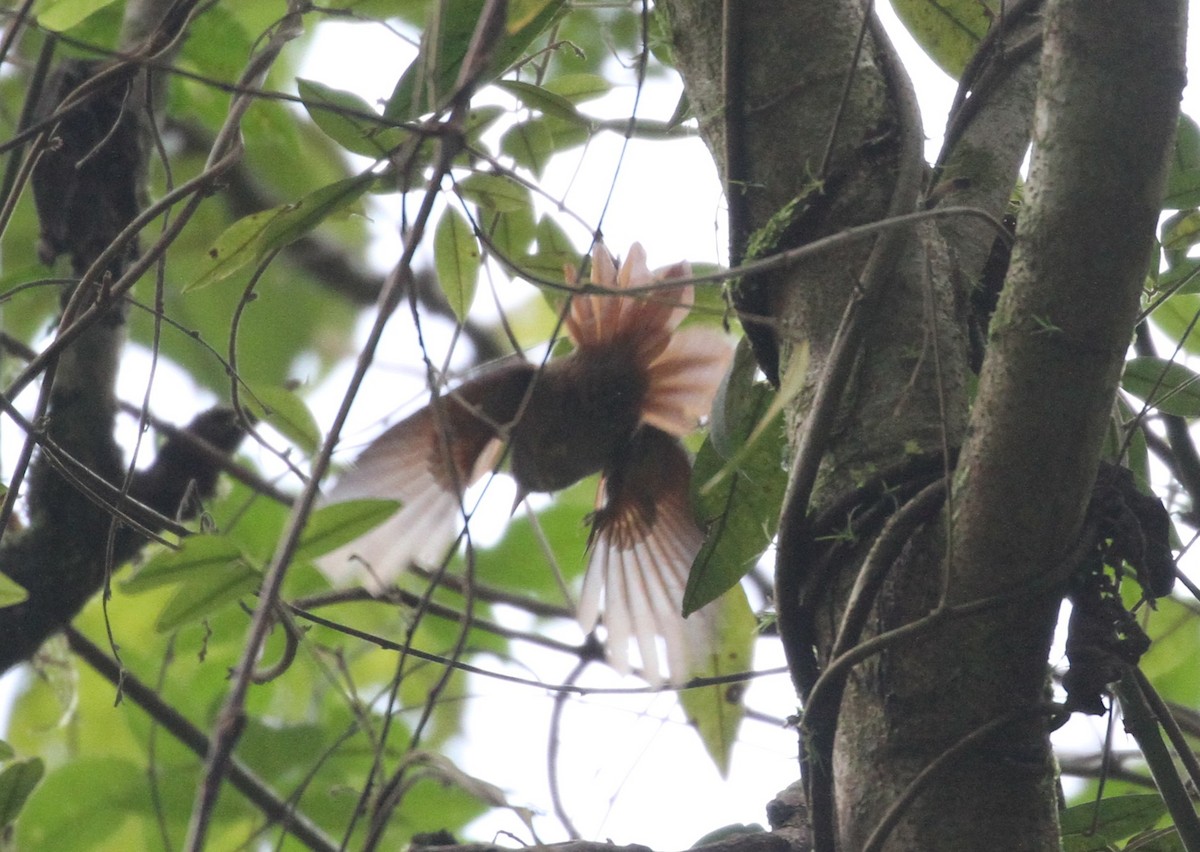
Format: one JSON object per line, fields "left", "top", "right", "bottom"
{"left": 318, "top": 242, "right": 734, "bottom": 683}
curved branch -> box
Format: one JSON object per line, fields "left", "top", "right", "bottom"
{"left": 65, "top": 627, "right": 338, "bottom": 852}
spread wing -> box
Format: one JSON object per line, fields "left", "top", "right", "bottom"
{"left": 641, "top": 326, "right": 735, "bottom": 437}
{"left": 578, "top": 427, "right": 718, "bottom": 684}
{"left": 317, "top": 362, "right": 535, "bottom": 591}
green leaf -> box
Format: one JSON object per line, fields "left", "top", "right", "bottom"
{"left": 385, "top": 0, "right": 567, "bottom": 121}
{"left": 1060, "top": 794, "right": 1167, "bottom": 849}
{"left": 434, "top": 206, "right": 481, "bottom": 322}
{"left": 701, "top": 341, "right": 807, "bottom": 493}
{"left": 0, "top": 572, "right": 29, "bottom": 608}
{"left": 16, "top": 758, "right": 141, "bottom": 849}
{"left": 536, "top": 214, "right": 576, "bottom": 259}
{"left": 1112, "top": 397, "right": 1150, "bottom": 494}
{"left": 507, "top": 0, "right": 559, "bottom": 31}
{"left": 0, "top": 758, "right": 43, "bottom": 828}
{"left": 1122, "top": 356, "right": 1200, "bottom": 417}
{"left": 1149, "top": 295, "right": 1200, "bottom": 353}
{"left": 188, "top": 172, "right": 375, "bottom": 291}
{"left": 0, "top": 741, "right": 15, "bottom": 762}
{"left": 257, "top": 173, "right": 375, "bottom": 263}
{"left": 1165, "top": 115, "right": 1200, "bottom": 209}
{"left": 9, "top": 638, "right": 76, "bottom": 742}
{"left": 684, "top": 342, "right": 789, "bottom": 615}
{"left": 297, "top": 78, "right": 406, "bottom": 158}
{"left": 678, "top": 585, "right": 755, "bottom": 776}
{"left": 1173, "top": 115, "right": 1200, "bottom": 172}
{"left": 667, "top": 90, "right": 692, "bottom": 129}
{"left": 501, "top": 119, "right": 555, "bottom": 177}
{"left": 481, "top": 201, "right": 536, "bottom": 260}
{"left": 297, "top": 499, "right": 402, "bottom": 562}
{"left": 1152, "top": 259, "right": 1200, "bottom": 297}
{"left": 495, "top": 79, "right": 591, "bottom": 126}
{"left": 474, "top": 482, "right": 593, "bottom": 595}
{"left": 156, "top": 561, "right": 261, "bottom": 632}
{"left": 543, "top": 72, "right": 612, "bottom": 103}
{"left": 1161, "top": 210, "right": 1200, "bottom": 254}
{"left": 243, "top": 385, "right": 322, "bottom": 455}
{"left": 514, "top": 214, "right": 578, "bottom": 284}
{"left": 122, "top": 535, "right": 244, "bottom": 594}
{"left": 889, "top": 0, "right": 992, "bottom": 78}
{"left": 457, "top": 172, "right": 530, "bottom": 214}
{"left": 1124, "top": 828, "right": 1185, "bottom": 851}
{"left": 180, "top": 6, "right": 254, "bottom": 81}
{"left": 33, "top": 0, "right": 119, "bottom": 31}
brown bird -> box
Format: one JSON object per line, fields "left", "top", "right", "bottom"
{"left": 318, "top": 243, "right": 734, "bottom": 682}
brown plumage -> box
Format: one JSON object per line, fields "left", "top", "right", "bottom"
{"left": 318, "top": 243, "right": 734, "bottom": 682}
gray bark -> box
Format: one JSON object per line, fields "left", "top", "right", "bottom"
{"left": 661, "top": 0, "right": 1186, "bottom": 849}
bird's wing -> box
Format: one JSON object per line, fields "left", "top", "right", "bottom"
{"left": 641, "top": 326, "right": 736, "bottom": 437}
{"left": 579, "top": 428, "right": 716, "bottom": 684}
{"left": 566, "top": 243, "right": 694, "bottom": 356}
{"left": 317, "top": 362, "right": 535, "bottom": 591}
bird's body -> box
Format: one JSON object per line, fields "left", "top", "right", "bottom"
{"left": 509, "top": 342, "right": 648, "bottom": 494}
{"left": 318, "top": 243, "right": 734, "bottom": 682}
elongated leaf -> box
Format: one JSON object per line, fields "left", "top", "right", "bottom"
{"left": 1161, "top": 210, "right": 1200, "bottom": 254}
{"left": 495, "top": 79, "right": 591, "bottom": 126}
{"left": 457, "top": 172, "right": 530, "bottom": 214}
{"left": 188, "top": 172, "right": 375, "bottom": 291}
{"left": 507, "top": 0, "right": 559, "bottom": 31}
{"left": 156, "top": 561, "right": 261, "bottom": 632}
{"left": 297, "top": 499, "right": 402, "bottom": 562}
{"left": 434, "top": 206, "right": 481, "bottom": 322}
{"left": 186, "top": 209, "right": 279, "bottom": 291}
{"left": 257, "top": 173, "right": 376, "bottom": 262}
{"left": 1149, "top": 295, "right": 1200, "bottom": 353}
{"left": 297, "top": 78, "right": 405, "bottom": 158}
{"left": 1112, "top": 397, "right": 1150, "bottom": 495}
{"left": 701, "top": 342, "right": 807, "bottom": 494}
{"left": 515, "top": 214, "right": 578, "bottom": 284}
{"left": 685, "top": 342, "right": 788, "bottom": 615}
{"left": 0, "top": 573, "right": 28, "bottom": 608}
{"left": 244, "top": 385, "right": 322, "bottom": 454}
{"left": 1123, "top": 356, "right": 1200, "bottom": 417}
{"left": 385, "top": 0, "right": 567, "bottom": 121}
{"left": 1153, "top": 258, "right": 1200, "bottom": 297}
{"left": 501, "top": 119, "right": 555, "bottom": 177}
{"left": 543, "top": 72, "right": 611, "bottom": 103}
{"left": 481, "top": 200, "right": 536, "bottom": 259}
{"left": 0, "top": 758, "right": 43, "bottom": 828}
{"left": 33, "top": 0, "right": 118, "bottom": 31}
{"left": 122, "top": 535, "right": 244, "bottom": 594}
{"left": 1166, "top": 115, "right": 1200, "bottom": 209}
{"left": 1173, "top": 115, "right": 1200, "bottom": 174}
{"left": 1060, "top": 794, "right": 1167, "bottom": 850}
{"left": 678, "top": 586, "right": 755, "bottom": 776}
{"left": 890, "top": 0, "right": 991, "bottom": 78}
{"left": 16, "top": 758, "right": 139, "bottom": 849}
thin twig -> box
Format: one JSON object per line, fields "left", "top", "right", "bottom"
{"left": 549, "top": 659, "right": 589, "bottom": 840}
{"left": 64, "top": 627, "right": 338, "bottom": 852}
{"left": 290, "top": 603, "right": 785, "bottom": 696}
{"left": 1115, "top": 671, "right": 1200, "bottom": 852}
{"left": 178, "top": 6, "right": 312, "bottom": 846}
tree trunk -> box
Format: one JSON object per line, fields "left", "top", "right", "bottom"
{"left": 660, "top": 0, "right": 1186, "bottom": 849}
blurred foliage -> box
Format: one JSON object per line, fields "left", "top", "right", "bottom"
{"left": 1, "top": 1, "right": 1199, "bottom": 850}
{"left": 0, "top": 1, "right": 752, "bottom": 848}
